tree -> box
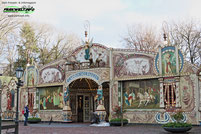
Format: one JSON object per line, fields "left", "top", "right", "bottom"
{"left": 122, "top": 24, "right": 162, "bottom": 52}
{"left": 122, "top": 20, "right": 201, "bottom": 66}
{"left": 51, "top": 33, "right": 81, "bottom": 60}
{"left": 163, "top": 19, "right": 201, "bottom": 65}
{"left": 14, "top": 22, "right": 38, "bottom": 69}
{"left": 36, "top": 24, "right": 81, "bottom": 65}
{"left": 4, "top": 32, "right": 19, "bottom": 76}
{"left": 0, "top": 1, "right": 22, "bottom": 75}
{"left": 0, "top": 1, "right": 21, "bottom": 58}
{"left": 14, "top": 22, "right": 81, "bottom": 67}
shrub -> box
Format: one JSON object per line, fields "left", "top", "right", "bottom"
{"left": 162, "top": 122, "right": 192, "bottom": 128}
{"left": 162, "top": 111, "right": 192, "bottom": 128}
{"left": 172, "top": 111, "right": 184, "bottom": 122}
{"left": 28, "top": 117, "right": 41, "bottom": 121}
{"left": 113, "top": 105, "right": 125, "bottom": 118}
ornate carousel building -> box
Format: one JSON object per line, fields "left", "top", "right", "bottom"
{"left": 0, "top": 38, "right": 201, "bottom": 125}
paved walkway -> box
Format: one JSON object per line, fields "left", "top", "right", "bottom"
{"left": 1, "top": 122, "right": 201, "bottom": 134}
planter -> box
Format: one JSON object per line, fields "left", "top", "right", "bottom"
{"left": 109, "top": 119, "right": 128, "bottom": 126}
{"left": 110, "top": 121, "right": 128, "bottom": 126}
{"left": 163, "top": 127, "right": 192, "bottom": 133}
{"left": 28, "top": 120, "right": 41, "bottom": 123}
{"left": 28, "top": 118, "right": 41, "bottom": 124}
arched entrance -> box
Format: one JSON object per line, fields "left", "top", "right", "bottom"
{"left": 68, "top": 78, "right": 109, "bottom": 122}
{"left": 64, "top": 42, "right": 111, "bottom": 122}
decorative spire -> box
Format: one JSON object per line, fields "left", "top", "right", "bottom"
{"left": 83, "top": 20, "right": 93, "bottom": 60}
{"left": 163, "top": 33, "right": 167, "bottom": 41}
{"left": 162, "top": 21, "right": 169, "bottom": 45}
{"left": 84, "top": 20, "right": 90, "bottom": 43}
{"left": 85, "top": 31, "right": 88, "bottom": 43}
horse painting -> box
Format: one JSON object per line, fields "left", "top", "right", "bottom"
{"left": 144, "top": 92, "right": 155, "bottom": 102}
{"left": 137, "top": 92, "right": 154, "bottom": 107}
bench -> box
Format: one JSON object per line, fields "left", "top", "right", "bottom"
{"left": 1, "top": 124, "right": 16, "bottom": 134}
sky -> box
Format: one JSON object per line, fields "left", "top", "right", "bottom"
{"left": 27, "top": 0, "right": 201, "bottom": 48}
{"left": 2, "top": 0, "right": 201, "bottom": 49}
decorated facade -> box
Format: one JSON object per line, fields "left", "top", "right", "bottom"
{"left": 0, "top": 76, "right": 17, "bottom": 120}
{"left": 1, "top": 41, "right": 200, "bottom": 125}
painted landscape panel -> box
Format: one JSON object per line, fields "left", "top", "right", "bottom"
{"left": 123, "top": 79, "right": 160, "bottom": 109}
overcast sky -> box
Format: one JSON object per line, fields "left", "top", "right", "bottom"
{"left": 27, "top": 0, "right": 201, "bottom": 48}
{"left": 3, "top": 0, "right": 201, "bottom": 49}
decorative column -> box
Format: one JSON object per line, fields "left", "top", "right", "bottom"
{"left": 175, "top": 77, "right": 181, "bottom": 107}
{"left": 25, "top": 89, "right": 28, "bottom": 106}
{"left": 63, "top": 86, "right": 72, "bottom": 122}
{"left": 35, "top": 89, "right": 40, "bottom": 118}
{"left": 96, "top": 85, "right": 106, "bottom": 122}
{"left": 109, "top": 48, "right": 113, "bottom": 113}
{"left": 199, "top": 76, "right": 201, "bottom": 111}
{"left": 175, "top": 45, "right": 179, "bottom": 74}
{"left": 158, "top": 45, "right": 162, "bottom": 75}
{"left": 0, "top": 80, "right": 2, "bottom": 132}
{"left": 33, "top": 88, "right": 38, "bottom": 117}
{"left": 33, "top": 89, "right": 37, "bottom": 110}
{"left": 159, "top": 78, "right": 165, "bottom": 108}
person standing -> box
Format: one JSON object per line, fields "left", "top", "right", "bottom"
{"left": 24, "top": 105, "right": 29, "bottom": 126}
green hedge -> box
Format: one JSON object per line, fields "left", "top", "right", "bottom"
{"left": 162, "top": 122, "right": 192, "bottom": 128}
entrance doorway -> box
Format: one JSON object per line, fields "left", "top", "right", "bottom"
{"left": 69, "top": 78, "right": 109, "bottom": 122}
{"left": 77, "top": 95, "right": 83, "bottom": 122}
{"left": 77, "top": 95, "right": 91, "bottom": 122}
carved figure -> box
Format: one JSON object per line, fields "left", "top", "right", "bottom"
{"left": 84, "top": 43, "right": 90, "bottom": 60}
{"left": 96, "top": 53, "right": 102, "bottom": 67}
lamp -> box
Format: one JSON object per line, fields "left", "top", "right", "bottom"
{"left": 16, "top": 67, "right": 23, "bottom": 79}
{"left": 15, "top": 67, "right": 24, "bottom": 134}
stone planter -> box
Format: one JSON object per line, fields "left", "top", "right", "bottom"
{"left": 28, "top": 119, "right": 41, "bottom": 124}
{"left": 27, "top": 117, "right": 41, "bottom": 123}
{"left": 163, "top": 127, "right": 192, "bottom": 133}
{"left": 109, "top": 119, "right": 128, "bottom": 126}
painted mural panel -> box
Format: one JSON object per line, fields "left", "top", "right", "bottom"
{"left": 26, "top": 66, "right": 38, "bottom": 87}
{"left": 154, "top": 46, "right": 184, "bottom": 75}
{"left": 162, "top": 51, "right": 176, "bottom": 75}
{"left": 20, "top": 87, "right": 27, "bottom": 117}
{"left": 39, "top": 86, "right": 63, "bottom": 110}
{"left": 123, "top": 79, "right": 160, "bottom": 109}
{"left": 114, "top": 53, "right": 155, "bottom": 78}
{"left": 111, "top": 81, "right": 119, "bottom": 111}
{"left": 69, "top": 44, "right": 109, "bottom": 66}
{"left": 0, "top": 76, "right": 17, "bottom": 119}
{"left": 180, "top": 76, "right": 195, "bottom": 112}
{"left": 124, "top": 112, "right": 156, "bottom": 123}
{"left": 39, "top": 67, "right": 64, "bottom": 84}
{"left": 28, "top": 92, "right": 35, "bottom": 113}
